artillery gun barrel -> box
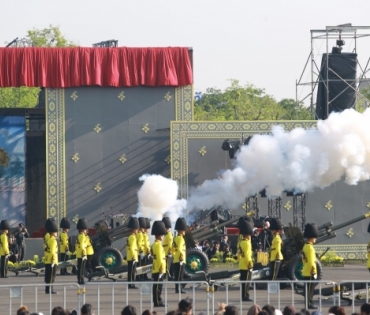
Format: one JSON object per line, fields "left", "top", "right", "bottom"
{"left": 317, "top": 222, "right": 333, "bottom": 231}
{"left": 328, "top": 212, "right": 370, "bottom": 232}
{"left": 191, "top": 216, "right": 241, "bottom": 241}
{"left": 316, "top": 232, "right": 336, "bottom": 244}
{"left": 191, "top": 220, "right": 220, "bottom": 238}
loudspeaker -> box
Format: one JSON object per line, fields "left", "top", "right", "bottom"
{"left": 316, "top": 53, "right": 357, "bottom": 119}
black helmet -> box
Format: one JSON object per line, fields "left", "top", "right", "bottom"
{"left": 138, "top": 217, "right": 146, "bottom": 229}
{"left": 151, "top": 221, "right": 166, "bottom": 236}
{"left": 145, "top": 218, "right": 151, "bottom": 229}
{"left": 45, "top": 218, "right": 58, "bottom": 233}
{"left": 77, "top": 218, "right": 88, "bottom": 230}
{"left": 269, "top": 218, "right": 283, "bottom": 231}
{"left": 238, "top": 216, "right": 253, "bottom": 229}
{"left": 0, "top": 220, "right": 10, "bottom": 230}
{"left": 162, "top": 217, "right": 171, "bottom": 229}
{"left": 60, "top": 217, "right": 70, "bottom": 229}
{"left": 128, "top": 217, "right": 140, "bottom": 229}
{"left": 239, "top": 220, "right": 253, "bottom": 236}
{"left": 175, "top": 218, "right": 187, "bottom": 231}
{"left": 303, "top": 223, "right": 319, "bottom": 239}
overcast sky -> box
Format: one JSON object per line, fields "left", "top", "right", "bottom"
{"left": 1, "top": 0, "right": 370, "bottom": 102}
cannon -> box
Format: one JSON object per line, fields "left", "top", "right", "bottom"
{"left": 89, "top": 218, "right": 132, "bottom": 270}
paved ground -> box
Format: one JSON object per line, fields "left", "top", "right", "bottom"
{"left": 1, "top": 264, "right": 370, "bottom": 315}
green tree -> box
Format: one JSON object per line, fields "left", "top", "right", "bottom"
{"left": 278, "top": 98, "right": 312, "bottom": 120}
{"left": 356, "top": 86, "right": 370, "bottom": 113}
{"left": 195, "top": 80, "right": 292, "bottom": 121}
{"left": 0, "top": 25, "right": 77, "bottom": 108}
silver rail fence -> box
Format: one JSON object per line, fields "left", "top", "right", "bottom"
{"left": 338, "top": 280, "right": 370, "bottom": 314}
{"left": 83, "top": 280, "right": 210, "bottom": 315}
{"left": 0, "top": 283, "right": 81, "bottom": 315}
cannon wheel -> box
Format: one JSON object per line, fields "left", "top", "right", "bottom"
{"left": 184, "top": 248, "right": 209, "bottom": 277}
{"left": 286, "top": 253, "right": 323, "bottom": 287}
{"left": 93, "top": 246, "right": 123, "bottom": 270}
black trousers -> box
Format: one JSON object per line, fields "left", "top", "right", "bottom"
{"left": 240, "top": 269, "right": 252, "bottom": 299}
{"left": 60, "top": 253, "right": 67, "bottom": 274}
{"left": 86, "top": 255, "right": 93, "bottom": 273}
{"left": 127, "top": 260, "right": 137, "bottom": 287}
{"left": 16, "top": 244, "right": 25, "bottom": 262}
{"left": 165, "top": 255, "right": 172, "bottom": 279}
{"left": 173, "top": 262, "right": 185, "bottom": 291}
{"left": 44, "top": 264, "right": 57, "bottom": 292}
{"left": 152, "top": 273, "right": 164, "bottom": 305}
{"left": 269, "top": 260, "right": 281, "bottom": 280}
{"left": 303, "top": 276, "right": 317, "bottom": 306}
{"left": 0, "top": 255, "right": 8, "bottom": 277}
{"left": 77, "top": 258, "right": 86, "bottom": 285}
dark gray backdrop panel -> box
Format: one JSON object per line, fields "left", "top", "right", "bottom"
{"left": 64, "top": 87, "right": 174, "bottom": 226}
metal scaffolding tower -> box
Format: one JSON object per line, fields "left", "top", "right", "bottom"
{"left": 268, "top": 197, "right": 282, "bottom": 219}
{"left": 293, "top": 193, "right": 307, "bottom": 231}
{"left": 245, "top": 195, "right": 260, "bottom": 217}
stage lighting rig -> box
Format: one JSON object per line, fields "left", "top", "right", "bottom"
{"left": 332, "top": 30, "right": 345, "bottom": 54}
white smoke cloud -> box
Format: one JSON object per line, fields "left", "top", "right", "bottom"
{"left": 186, "top": 108, "right": 370, "bottom": 212}
{"left": 136, "top": 174, "right": 186, "bottom": 226}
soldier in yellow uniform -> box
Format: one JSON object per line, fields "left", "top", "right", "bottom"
{"left": 142, "top": 218, "right": 151, "bottom": 280}
{"left": 173, "top": 217, "right": 187, "bottom": 294}
{"left": 44, "top": 218, "right": 55, "bottom": 260}
{"left": 44, "top": 219, "right": 58, "bottom": 294}
{"left": 162, "top": 217, "right": 173, "bottom": 279}
{"left": 237, "top": 217, "right": 254, "bottom": 251}
{"left": 0, "top": 220, "right": 10, "bottom": 278}
{"left": 269, "top": 218, "right": 283, "bottom": 280}
{"left": 136, "top": 217, "right": 145, "bottom": 280}
{"left": 85, "top": 234, "right": 95, "bottom": 273}
{"left": 75, "top": 218, "right": 88, "bottom": 285}
{"left": 302, "top": 223, "right": 319, "bottom": 310}
{"left": 127, "top": 217, "right": 139, "bottom": 288}
{"left": 238, "top": 220, "right": 254, "bottom": 302}
{"left": 151, "top": 221, "right": 167, "bottom": 307}
{"left": 59, "top": 217, "right": 70, "bottom": 275}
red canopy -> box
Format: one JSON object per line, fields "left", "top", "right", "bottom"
{"left": 0, "top": 47, "right": 193, "bottom": 88}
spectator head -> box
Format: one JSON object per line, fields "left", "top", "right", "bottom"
{"left": 166, "top": 312, "right": 176, "bottom": 315}
{"left": 247, "top": 304, "right": 262, "bottom": 315}
{"left": 300, "top": 310, "right": 310, "bottom": 315}
{"left": 283, "top": 306, "right": 296, "bottom": 315}
{"left": 258, "top": 311, "right": 269, "bottom": 315}
{"left": 264, "top": 221, "right": 270, "bottom": 229}
{"left": 19, "top": 312, "right": 30, "bottom": 315}
{"left": 51, "top": 307, "right": 65, "bottom": 315}
{"left": 30, "top": 313, "right": 44, "bottom": 315}
{"left": 122, "top": 305, "right": 137, "bottom": 315}
{"left": 178, "top": 298, "right": 192, "bottom": 314}
{"left": 311, "top": 311, "right": 322, "bottom": 315}
{"left": 361, "top": 305, "right": 370, "bottom": 315}
{"left": 17, "top": 305, "right": 29, "bottom": 315}
{"left": 81, "top": 303, "right": 93, "bottom": 315}
{"left": 262, "top": 305, "right": 275, "bottom": 315}
{"left": 224, "top": 306, "right": 238, "bottom": 315}
{"left": 328, "top": 306, "right": 345, "bottom": 315}
{"left": 142, "top": 311, "right": 152, "bottom": 315}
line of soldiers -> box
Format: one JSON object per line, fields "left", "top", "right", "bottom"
{"left": 126, "top": 216, "right": 187, "bottom": 307}
{"left": 237, "top": 216, "right": 319, "bottom": 309}
{"left": 43, "top": 217, "right": 94, "bottom": 293}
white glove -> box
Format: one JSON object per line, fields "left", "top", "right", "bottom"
{"left": 159, "top": 273, "right": 164, "bottom": 279}
{"left": 249, "top": 268, "right": 253, "bottom": 273}
{"left": 167, "top": 254, "right": 172, "bottom": 258}
{"left": 147, "top": 254, "right": 151, "bottom": 259}
{"left": 312, "top": 274, "right": 317, "bottom": 280}
{"left": 51, "top": 263, "right": 55, "bottom": 268}
{"left": 180, "top": 261, "right": 184, "bottom": 266}
{"left": 140, "top": 252, "right": 144, "bottom": 259}
{"left": 82, "top": 256, "right": 87, "bottom": 261}
{"left": 66, "top": 251, "right": 70, "bottom": 256}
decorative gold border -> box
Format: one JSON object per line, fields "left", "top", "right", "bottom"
{"left": 175, "top": 85, "right": 193, "bottom": 121}
{"left": 170, "top": 120, "right": 317, "bottom": 199}
{"left": 315, "top": 244, "right": 367, "bottom": 260}
{"left": 45, "top": 88, "right": 66, "bottom": 223}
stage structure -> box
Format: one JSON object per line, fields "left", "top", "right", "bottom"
{"left": 296, "top": 24, "right": 370, "bottom": 119}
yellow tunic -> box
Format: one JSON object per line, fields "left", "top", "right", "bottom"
{"left": 75, "top": 233, "right": 87, "bottom": 258}
{"left": 162, "top": 231, "right": 173, "bottom": 256}
{"left": 44, "top": 232, "right": 50, "bottom": 257}
{"left": 0, "top": 233, "right": 9, "bottom": 256}
{"left": 151, "top": 240, "right": 166, "bottom": 274}
{"left": 127, "top": 233, "right": 138, "bottom": 261}
{"left": 136, "top": 231, "right": 144, "bottom": 254}
{"left": 59, "top": 231, "right": 69, "bottom": 254}
{"left": 143, "top": 232, "right": 150, "bottom": 255}
{"left": 238, "top": 238, "right": 253, "bottom": 270}
{"left": 301, "top": 242, "right": 317, "bottom": 277}
{"left": 173, "top": 235, "right": 186, "bottom": 263}
{"left": 45, "top": 235, "right": 58, "bottom": 264}
{"left": 86, "top": 235, "right": 94, "bottom": 255}
{"left": 270, "top": 234, "right": 283, "bottom": 261}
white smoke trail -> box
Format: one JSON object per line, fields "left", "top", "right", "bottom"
{"left": 136, "top": 174, "right": 186, "bottom": 226}
{"left": 186, "top": 108, "right": 370, "bottom": 212}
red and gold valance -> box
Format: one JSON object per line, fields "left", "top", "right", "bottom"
{"left": 0, "top": 47, "right": 193, "bottom": 88}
